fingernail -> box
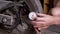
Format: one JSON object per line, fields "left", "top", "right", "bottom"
{"left": 38, "top": 28, "right": 41, "bottom": 30}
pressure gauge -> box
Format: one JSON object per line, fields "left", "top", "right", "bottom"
{"left": 28, "top": 12, "right": 37, "bottom": 20}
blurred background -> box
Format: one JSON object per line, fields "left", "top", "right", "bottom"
{"left": 40, "top": 0, "right": 60, "bottom": 14}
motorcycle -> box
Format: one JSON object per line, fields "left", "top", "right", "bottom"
{"left": 0, "top": 0, "right": 43, "bottom": 34}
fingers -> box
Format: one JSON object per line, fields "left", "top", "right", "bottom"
{"left": 34, "top": 25, "right": 48, "bottom": 30}
{"left": 34, "top": 28, "right": 40, "bottom": 34}
{"left": 31, "top": 21, "right": 37, "bottom": 26}
{"left": 36, "top": 17, "right": 45, "bottom": 22}
{"left": 31, "top": 21, "right": 47, "bottom": 27}
{"left": 31, "top": 21, "right": 49, "bottom": 29}
{"left": 40, "top": 26, "right": 48, "bottom": 30}
{"left": 31, "top": 21, "right": 44, "bottom": 26}
{"left": 31, "top": 13, "right": 50, "bottom": 30}
{"left": 37, "top": 26, "right": 48, "bottom": 30}
{"left": 37, "top": 13, "right": 47, "bottom": 17}
{"left": 33, "top": 13, "right": 50, "bottom": 22}
{"left": 34, "top": 25, "right": 48, "bottom": 33}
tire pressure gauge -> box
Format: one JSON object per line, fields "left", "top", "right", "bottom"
{"left": 28, "top": 12, "right": 41, "bottom": 34}
{"left": 28, "top": 12, "right": 37, "bottom": 20}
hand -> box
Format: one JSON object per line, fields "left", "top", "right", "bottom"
{"left": 31, "top": 13, "right": 54, "bottom": 30}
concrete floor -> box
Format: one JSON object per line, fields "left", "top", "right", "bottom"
{"left": 0, "top": 25, "right": 60, "bottom": 34}
{"left": 0, "top": 29, "right": 59, "bottom": 34}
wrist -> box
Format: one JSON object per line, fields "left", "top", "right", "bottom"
{"left": 51, "top": 16, "right": 56, "bottom": 25}
{"left": 53, "top": 17, "right": 60, "bottom": 25}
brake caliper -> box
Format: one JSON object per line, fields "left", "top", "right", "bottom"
{"left": 0, "top": 14, "right": 14, "bottom": 26}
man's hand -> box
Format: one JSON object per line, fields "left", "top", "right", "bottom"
{"left": 31, "top": 13, "right": 54, "bottom": 30}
